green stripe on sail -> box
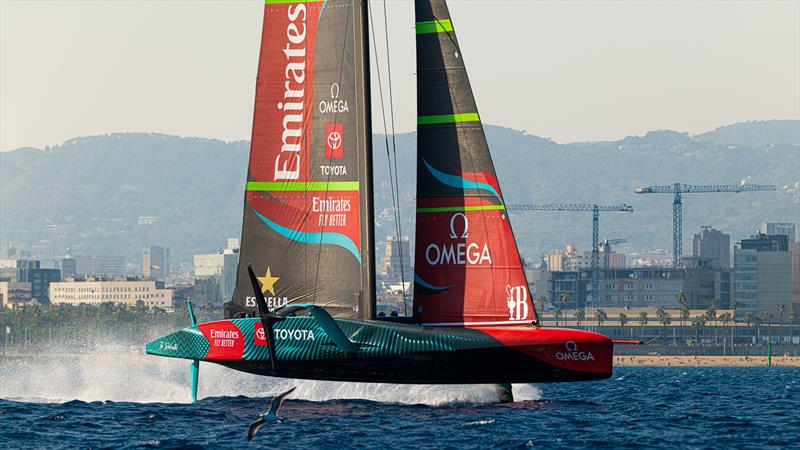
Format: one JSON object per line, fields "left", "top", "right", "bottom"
{"left": 247, "top": 181, "right": 359, "bottom": 191}
{"left": 416, "top": 19, "right": 453, "bottom": 34}
{"left": 265, "top": 0, "right": 324, "bottom": 4}
{"left": 417, "top": 113, "right": 480, "bottom": 125}
{"left": 416, "top": 205, "right": 506, "bottom": 213}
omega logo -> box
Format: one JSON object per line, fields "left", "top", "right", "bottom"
{"left": 449, "top": 212, "right": 469, "bottom": 239}
{"left": 555, "top": 340, "right": 595, "bottom": 361}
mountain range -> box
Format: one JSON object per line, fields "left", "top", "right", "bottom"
{"left": 1, "top": 120, "right": 797, "bottom": 268}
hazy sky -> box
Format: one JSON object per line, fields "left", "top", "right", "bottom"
{"left": 1, "top": 0, "right": 798, "bottom": 150}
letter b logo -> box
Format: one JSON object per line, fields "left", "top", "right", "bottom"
{"left": 506, "top": 285, "right": 529, "bottom": 321}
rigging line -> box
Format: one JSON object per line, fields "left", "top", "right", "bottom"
{"left": 381, "top": 0, "right": 407, "bottom": 315}
{"left": 368, "top": 0, "right": 405, "bottom": 312}
{"left": 312, "top": 0, "right": 353, "bottom": 306}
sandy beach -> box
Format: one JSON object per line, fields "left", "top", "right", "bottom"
{"left": 614, "top": 355, "right": 800, "bottom": 367}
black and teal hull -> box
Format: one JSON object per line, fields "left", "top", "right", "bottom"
{"left": 146, "top": 317, "right": 613, "bottom": 384}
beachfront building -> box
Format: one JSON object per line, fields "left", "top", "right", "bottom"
{"left": 0, "top": 281, "right": 33, "bottom": 308}
{"left": 49, "top": 279, "right": 172, "bottom": 310}
{"left": 734, "top": 229, "right": 799, "bottom": 317}
{"left": 541, "top": 266, "right": 732, "bottom": 310}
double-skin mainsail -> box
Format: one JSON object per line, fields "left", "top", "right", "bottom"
{"left": 226, "top": 0, "right": 375, "bottom": 320}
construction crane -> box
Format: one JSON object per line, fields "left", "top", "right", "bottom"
{"left": 506, "top": 203, "right": 634, "bottom": 305}
{"left": 635, "top": 182, "right": 776, "bottom": 267}
{"left": 600, "top": 238, "right": 627, "bottom": 270}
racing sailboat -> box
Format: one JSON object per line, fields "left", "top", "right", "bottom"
{"left": 147, "top": 0, "right": 613, "bottom": 403}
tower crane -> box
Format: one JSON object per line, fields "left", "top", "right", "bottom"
{"left": 635, "top": 182, "right": 776, "bottom": 267}
{"left": 506, "top": 204, "right": 634, "bottom": 305}
{"left": 600, "top": 238, "right": 627, "bottom": 270}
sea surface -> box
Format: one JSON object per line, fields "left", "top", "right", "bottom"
{"left": 1, "top": 353, "right": 798, "bottom": 449}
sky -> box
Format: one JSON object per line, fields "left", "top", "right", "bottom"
{"left": 1, "top": 0, "right": 798, "bottom": 150}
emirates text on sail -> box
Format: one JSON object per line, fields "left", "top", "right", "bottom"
{"left": 274, "top": 4, "right": 307, "bottom": 181}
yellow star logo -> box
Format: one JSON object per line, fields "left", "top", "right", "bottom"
{"left": 257, "top": 267, "right": 280, "bottom": 296}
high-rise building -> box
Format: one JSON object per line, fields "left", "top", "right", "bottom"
{"left": 143, "top": 246, "right": 170, "bottom": 280}
{"left": 71, "top": 255, "right": 126, "bottom": 277}
{"left": 74, "top": 255, "right": 95, "bottom": 277}
{"left": 0, "top": 259, "right": 17, "bottom": 281}
{"left": 61, "top": 257, "right": 77, "bottom": 278}
{"left": 222, "top": 247, "right": 239, "bottom": 301}
{"left": 380, "top": 236, "right": 411, "bottom": 284}
{"left": 96, "top": 256, "right": 126, "bottom": 277}
{"left": 194, "top": 253, "right": 224, "bottom": 278}
{"left": 193, "top": 276, "right": 223, "bottom": 306}
{"left": 193, "top": 239, "right": 240, "bottom": 303}
{"left": 734, "top": 232, "right": 795, "bottom": 317}
{"left": 760, "top": 223, "right": 796, "bottom": 241}
{"left": 692, "top": 226, "right": 731, "bottom": 268}
{"left": 17, "top": 261, "right": 60, "bottom": 304}
{"left": 546, "top": 244, "right": 625, "bottom": 272}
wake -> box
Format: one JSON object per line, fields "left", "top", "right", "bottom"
{"left": 0, "top": 348, "right": 541, "bottom": 405}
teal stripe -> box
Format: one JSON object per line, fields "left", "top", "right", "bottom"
{"left": 418, "top": 113, "right": 480, "bottom": 125}
{"left": 414, "top": 274, "right": 454, "bottom": 293}
{"left": 254, "top": 211, "right": 361, "bottom": 263}
{"left": 416, "top": 205, "right": 505, "bottom": 213}
{"left": 416, "top": 19, "right": 453, "bottom": 34}
{"left": 422, "top": 159, "right": 502, "bottom": 202}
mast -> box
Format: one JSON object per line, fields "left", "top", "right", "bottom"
{"left": 358, "top": 0, "right": 376, "bottom": 319}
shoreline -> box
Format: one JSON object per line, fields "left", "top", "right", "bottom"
{"left": 614, "top": 355, "right": 800, "bottom": 367}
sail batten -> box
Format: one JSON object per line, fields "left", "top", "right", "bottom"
{"left": 412, "top": 0, "right": 537, "bottom": 326}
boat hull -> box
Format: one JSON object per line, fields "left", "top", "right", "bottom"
{"left": 146, "top": 318, "right": 612, "bottom": 384}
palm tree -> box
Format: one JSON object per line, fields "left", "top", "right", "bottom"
{"left": 638, "top": 311, "right": 648, "bottom": 339}
{"left": 777, "top": 304, "right": 787, "bottom": 344}
{"left": 553, "top": 308, "right": 562, "bottom": 326}
{"left": 676, "top": 291, "right": 687, "bottom": 309}
{"left": 730, "top": 299, "right": 740, "bottom": 320}
{"left": 760, "top": 311, "right": 773, "bottom": 343}
{"left": 595, "top": 309, "right": 608, "bottom": 329}
{"left": 574, "top": 308, "right": 586, "bottom": 327}
{"left": 680, "top": 305, "right": 690, "bottom": 345}
{"left": 618, "top": 313, "right": 628, "bottom": 327}
{"left": 719, "top": 312, "right": 732, "bottom": 350}
{"left": 789, "top": 311, "right": 797, "bottom": 345}
{"left": 691, "top": 315, "right": 706, "bottom": 344}
{"left": 755, "top": 316, "right": 765, "bottom": 342}
{"left": 537, "top": 296, "right": 548, "bottom": 315}
{"left": 707, "top": 300, "right": 719, "bottom": 345}
{"left": 744, "top": 312, "right": 754, "bottom": 341}
{"left": 560, "top": 291, "right": 570, "bottom": 314}
{"left": 657, "top": 309, "right": 672, "bottom": 344}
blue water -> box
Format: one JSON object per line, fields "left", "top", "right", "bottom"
{"left": 1, "top": 367, "right": 798, "bottom": 449}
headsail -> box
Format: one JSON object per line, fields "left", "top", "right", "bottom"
{"left": 412, "top": 0, "right": 537, "bottom": 326}
{"left": 226, "top": 0, "right": 375, "bottom": 320}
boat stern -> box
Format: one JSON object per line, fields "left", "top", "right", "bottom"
{"left": 476, "top": 326, "right": 614, "bottom": 381}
